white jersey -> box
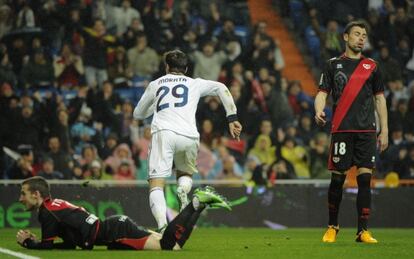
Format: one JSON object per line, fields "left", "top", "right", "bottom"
{"left": 133, "top": 74, "right": 237, "bottom": 138}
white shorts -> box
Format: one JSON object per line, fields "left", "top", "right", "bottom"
{"left": 148, "top": 130, "right": 199, "bottom": 179}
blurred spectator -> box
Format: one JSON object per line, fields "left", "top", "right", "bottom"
{"left": 90, "top": 81, "right": 122, "bottom": 131}
{"left": 80, "top": 18, "right": 116, "bottom": 88}
{"left": 389, "top": 99, "right": 414, "bottom": 134}
{"left": 70, "top": 105, "right": 100, "bottom": 154}
{"left": 0, "top": 44, "right": 17, "bottom": 88}
{"left": 46, "top": 136, "right": 72, "bottom": 179}
{"left": 267, "top": 158, "right": 296, "bottom": 182}
{"left": 50, "top": 109, "right": 71, "bottom": 153}
{"left": 16, "top": 1, "right": 35, "bottom": 28}
{"left": 7, "top": 145, "right": 35, "bottom": 179}
{"left": 210, "top": 144, "right": 243, "bottom": 180}
{"left": 284, "top": 123, "right": 304, "bottom": 146}
{"left": 196, "top": 143, "right": 216, "bottom": 179}
{"left": 191, "top": 41, "right": 227, "bottom": 80}
{"left": 127, "top": 33, "right": 159, "bottom": 78}
{"left": 248, "top": 118, "right": 276, "bottom": 150}
{"left": 378, "top": 45, "right": 403, "bottom": 86}
{"left": 10, "top": 102, "right": 43, "bottom": 151}
{"left": 287, "top": 80, "right": 313, "bottom": 116}
{"left": 217, "top": 20, "right": 241, "bottom": 50}
{"left": 53, "top": 44, "right": 84, "bottom": 88}
{"left": 113, "top": 0, "right": 141, "bottom": 37}
{"left": 280, "top": 137, "right": 310, "bottom": 179}
{"left": 37, "top": 0, "right": 64, "bottom": 52}
{"left": 37, "top": 157, "right": 64, "bottom": 180}
{"left": 78, "top": 144, "right": 101, "bottom": 171}
{"left": 228, "top": 78, "right": 251, "bottom": 126}
{"left": 391, "top": 144, "right": 411, "bottom": 179}
{"left": 297, "top": 112, "right": 317, "bottom": 145}
{"left": 123, "top": 18, "right": 145, "bottom": 49}
{"left": 379, "top": 124, "right": 406, "bottom": 174}
{"left": 70, "top": 161, "right": 84, "bottom": 180}
{"left": 244, "top": 154, "right": 263, "bottom": 182}
{"left": 155, "top": 7, "right": 176, "bottom": 53}
{"left": 84, "top": 159, "right": 112, "bottom": 180}
{"left": 249, "top": 34, "right": 284, "bottom": 77}
{"left": 132, "top": 125, "right": 151, "bottom": 179}
{"left": 200, "top": 119, "right": 219, "bottom": 148}
{"left": 248, "top": 134, "right": 276, "bottom": 166}
{"left": 104, "top": 143, "right": 136, "bottom": 176}
{"left": 180, "top": 29, "right": 199, "bottom": 54}
{"left": 113, "top": 159, "right": 135, "bottom": 180}
{"left": 323, "top": 20, "right": 342, "bottom": 58}
{"left": 216, "top": 155, "right": 243, "bottom": 183}
{"left": 394, "top": 37, "right": 411, "bottom": 77}
{"left": 197, "top": 96, "right": 226, "bottom": 136}
{"left": 108, "top": 46, "right": 132, "bottom": 87}
{"left": 20, "top": 49, "right": 55, "bottom": 88}
{"left": 99, "top": 133, "right": 119, "bottom": 160}
{"left": 117, "top": 100, "right": 135, "bottom": 142}
{"left": 262, "top": 81, "right": 294, "bottom": 130}
{"left": 0, "top": 5, "right": 13, "bottom": 38}
{"left": 63, "top": 8, "right": 83, "bottom": 54}
{"left": 309, "top": 132, "right": 330, "bottom": 179}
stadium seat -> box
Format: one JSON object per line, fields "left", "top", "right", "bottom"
{"left": 114, "top": 87, "right": 145, "bottom": 104}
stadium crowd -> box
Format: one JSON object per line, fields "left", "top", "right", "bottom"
{"left": 0, "top": 0, "right": 413, "bottom": 183}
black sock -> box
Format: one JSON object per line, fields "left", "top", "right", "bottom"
{"left": 160, "top": 201, "right": 205, "bottom": 250}
{"left": 328, "top": 173, "right": 346, "bottom": 226}
{"left": 357, "top": 173, "right": 371, "bottom": 233}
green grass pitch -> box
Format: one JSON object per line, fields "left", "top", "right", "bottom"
{"left": 1, "top": 228, "right": 413, "bottom": 259}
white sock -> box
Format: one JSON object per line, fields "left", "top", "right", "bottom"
{"left": 177, "top": 175, "right": 193, "bottom": 194}
{"left": 149, "top": 187, "right": 167, "bottom": 229}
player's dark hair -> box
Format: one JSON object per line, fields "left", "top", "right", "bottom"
{"left": 343, "top": 20, "right": 369, "bottom": 35}
{"left": 164, "top": 50, "right": 188, "bottom": 74}
{"left": 22, "top": 176, "right": 51, "bottom": 198}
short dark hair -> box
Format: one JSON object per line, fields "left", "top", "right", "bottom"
{"left": 22, "top": 176, "right": 51, "bottom": 198}
{"left": 164, "top": 50, "right": 188, "bottom": 74}
{"left": 343, "top": 20, "right": 369, "bottom": 35}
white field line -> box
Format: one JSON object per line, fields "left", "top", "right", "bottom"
{"left": 0, "top": 247, "right": 40, "bottom": 259}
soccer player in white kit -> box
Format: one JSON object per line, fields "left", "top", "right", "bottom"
{"left": 133, "top": 50, "right": 242, "bottom": 231}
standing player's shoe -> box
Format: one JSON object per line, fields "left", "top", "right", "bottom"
{"left": 322, "top": 225, "right": 339, "bottom": 243}
{"left": 193, "top": 186, "right": 232, "bottom": 211}
{"left": 177, "top": 186, "right": 189, "bottom": 212}
{"left": 356, "top": 230, "right": 378, "bottom": 243}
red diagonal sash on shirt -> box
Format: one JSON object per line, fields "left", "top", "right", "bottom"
{"left": 331, "top": 58, "right": 376, "bottom": 133}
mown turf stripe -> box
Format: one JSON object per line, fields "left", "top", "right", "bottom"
{"left": 0, "top": 247, "right": 40, "bottom": 259}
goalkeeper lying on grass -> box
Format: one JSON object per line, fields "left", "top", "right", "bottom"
{"left": 16, "top": 176, "right": 230, "bottom": 250}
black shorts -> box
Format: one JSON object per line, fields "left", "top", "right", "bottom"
{"left": 328, "top": 132, "right": 377, "bottom": 172}
{"left": 96, "top": 215, "right": 151, "bottom": 250}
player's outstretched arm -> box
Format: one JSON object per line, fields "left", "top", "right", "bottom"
{"left": 314, "top": 91, "right": 328, "bottom": 126}
{"left": 17, "top": 229, "right": 53, "bottom": 249}
{"left": 17, "top": 229, "right": 76, "bottom": 249}
{"left": 375, "top": 93, "right": 388, "bottom": 152}
{"left": 133, "top": 83, "right": 156, "bottom": 120}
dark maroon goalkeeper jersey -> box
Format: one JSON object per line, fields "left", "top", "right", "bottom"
{"left": 22, "top": 197, "right": 100, "bottom": 249}
{"left": 318, "top": 54, "right": 385, "bottom": 133}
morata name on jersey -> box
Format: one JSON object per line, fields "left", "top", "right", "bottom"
{"left": 158, "top": 77, "right": 188, "bottom": 84}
